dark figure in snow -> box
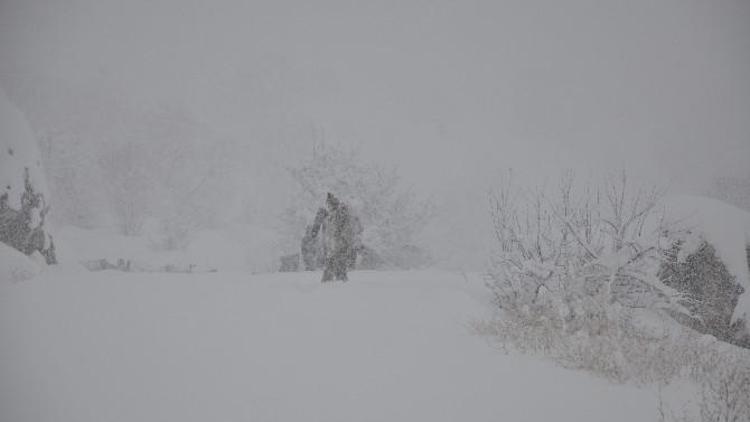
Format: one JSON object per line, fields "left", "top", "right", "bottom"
{"left": 320, "top": 192, "right": 361, "bottom": 282}
{"left": 301, "top": 207, "right": 328, "bottom": 271}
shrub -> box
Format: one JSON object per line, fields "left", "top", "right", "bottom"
{"left": 280, "top": 143, "right": 434, "bottom": 269}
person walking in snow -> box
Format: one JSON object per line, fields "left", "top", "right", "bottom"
{"left": 321, "top": 192, "right": 359, "bottom": 282}
{"left": 301, "top": 207, "right": 328, "bottom": 271}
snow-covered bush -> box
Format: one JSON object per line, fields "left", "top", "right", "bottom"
{"left": 474, "top": 310, "right": 699, "bottom": 384}
{"left": 481, "top": 171, "right": 720, "bottom": 386}
{"left": 280, "top": 143, "right": 434, "bottom": 270}
{"left": 656, "top": 341, "right": 750, "bottom": 422}
{"left": 482, "top": 173, "right": 750, "bottom": 419}
{"left": 0, "top": 87, "right": 56, "bottom": 265}
{"left": 694, "top": 351, "right": 750, "bottom": 422}
{"left": 487, "top": 171, "right": 684, "bottom": 338}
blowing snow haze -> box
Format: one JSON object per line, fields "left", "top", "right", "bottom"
{"left": 4, "top": 2, "right": 750, "bottom": 421}
{"left": 1, "top": 0, "right": 749, "bottom": 268}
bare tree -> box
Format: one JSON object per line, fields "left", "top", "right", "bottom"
{"left": 281, "top": 142, "right": 435, "bottom": 269}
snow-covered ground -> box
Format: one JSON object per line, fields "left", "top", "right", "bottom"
{"left": 0, "top": 269, "right": 663, "bottom": 422}
{"left": 53, "top": 224, "right": 281, "bottom": 274}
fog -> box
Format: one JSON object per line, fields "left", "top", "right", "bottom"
{"left": 3, "top": 3, "right": 750, "bottom": 420}
{"left": 1, "top": 0, "right": 749, "bottom": 268}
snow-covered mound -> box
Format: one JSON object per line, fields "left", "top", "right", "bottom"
{"left": 0, "top": 270, "right": 661, "bottom": 422}
{"left": 0, "top": 242, "right": 42, "bottom": 282}
{"left": 662, "top": 195, "right": 750, "bottom": 322}
{"left": 0, "top": 87, "right": 49, "bottom": 210}
{"left": 0, "top": 86, "right": 56, "bottom": 264}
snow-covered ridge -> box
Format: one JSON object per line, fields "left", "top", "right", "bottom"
{"left": 662, "top": 195, "right": 750, "bottom": 321}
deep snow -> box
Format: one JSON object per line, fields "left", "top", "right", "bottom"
{"left": 0, "top": 269, "right": 661, "bottom": 422}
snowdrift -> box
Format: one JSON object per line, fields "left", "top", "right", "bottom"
{"left": 0, "top": 269, "right": 660, "bottom": 422}
{"left": 0, "top": 242, "right": 42, "bottom": 282}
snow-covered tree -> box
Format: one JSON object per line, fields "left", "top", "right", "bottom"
{"left": 280, "top": 143, "right": 434, "bottom": 269}
{"left": 38, "top": 100, "right": 237, "bottom": 245}
{"left": 97, "top": 140, "right": 155, "bottom": 236}
{"left": 0, "top": 87, "right": 56, "bottom": 264}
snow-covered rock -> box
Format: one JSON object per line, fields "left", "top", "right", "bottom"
{"left": 662, "top": 195, "right": 750, "bottom": 322}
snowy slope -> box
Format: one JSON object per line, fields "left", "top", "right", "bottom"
{"left": 0, "top": 270, "right": 660, "bottom": 422}
{"left": 663, "top": 195, "right": 750, "bottom": 321}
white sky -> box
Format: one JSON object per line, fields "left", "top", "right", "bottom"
{"left": 1, "top": 0, "right": 749, "bottom": 196}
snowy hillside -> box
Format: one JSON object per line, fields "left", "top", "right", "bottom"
{"left": 0, "top": 270, "right": 661, "bottom": 422}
